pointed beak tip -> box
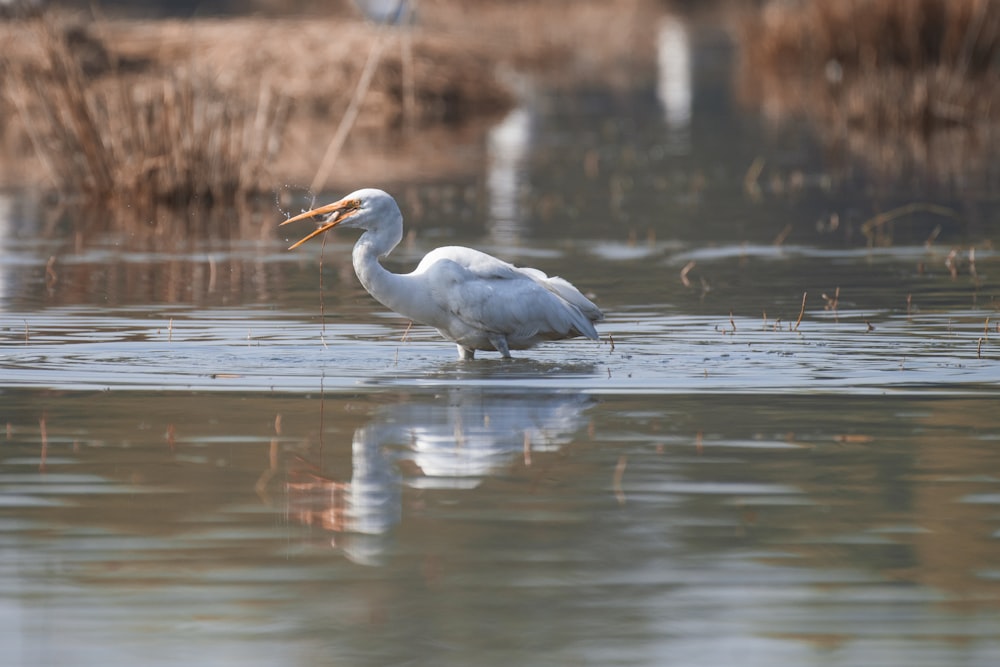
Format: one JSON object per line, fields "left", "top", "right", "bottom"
{"left": 284, "top": 218, "right": 342, "bottom": 251}
{"left": 277, "top": 198, "right": 359, "bottom": 250}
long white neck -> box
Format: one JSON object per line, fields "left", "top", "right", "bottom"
{"left": 352, "top": 235, "right": 419, "bottom": 321}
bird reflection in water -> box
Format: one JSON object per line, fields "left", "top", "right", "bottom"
{"left": 286, "top": 389, "right": 593, "bottom": 565}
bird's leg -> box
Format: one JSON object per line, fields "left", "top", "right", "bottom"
{"left": 488, "top": 334, "right": 512, "bottom": 359}
{"left": 457, "top": 345, "right": 476, "bottom": 360}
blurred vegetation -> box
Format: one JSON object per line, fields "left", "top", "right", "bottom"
{"left": 3, "top": 0, "right": 998, "bottom": 216}
{"left": 737, "top": 0, "right": 1000, "bottom": 186}
{"left": 0, "top": 1, "right": 655, "bottom": 211}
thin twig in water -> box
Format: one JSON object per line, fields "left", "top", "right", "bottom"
{"left": 773, "top": 224, "right": 792, "bottom": 247}
{"left": 39, "top": 415, "right": 48, "bottom": 473}
{"left": 925, "top": 225, "right": 941, "bottom": 248}
{"left": 319, "top": 233, "right": 329, "bottom": 349}
{"left": 318, "top": 371, "right": 326, "bottom": 463}
{"left": 729, "top": 311, "right": 736, "bottom": 333}
{"left": 945, "top": 249, "right": 959, "bottom": 280}
{"left": 744, "top": 157, "right": 765, "bottom": 200}
{"left": 860, "top": 203, "right": 959, "bottom": 243}
{"left": 822, "top": 287, "right": 839, "bottom": 322}
{"left": 613, "top": 455, "right": 627, "bottom": 506}
{"left": 609, "top": 335, "right": 616, "bottom": 353}
{"left": 45, "top": 256, "right": 57, "bottom": 289}
{"left": 680, "top": 260, "right": 695, "bottom": 288}
{"left": 977, "top": 337, "right": 983, "bottom": 359}
{"left": 794, "top": 292, "right": 807, "bottom": 331}
{"left": 401, "top": 320, "right": 412, "bottom": 342}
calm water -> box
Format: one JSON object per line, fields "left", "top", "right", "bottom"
{"left": 2, "top": 15, "right": 1000, "bottom": 667}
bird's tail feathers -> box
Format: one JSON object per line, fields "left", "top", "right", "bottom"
{"left": 547, "top": 277, "right": 603, "bottom": 326}
{"left": 540, "top": 280, "right": 599, "bottom": 340}
{"left": 568, "top": 308, "right": 600, "bottom": 340}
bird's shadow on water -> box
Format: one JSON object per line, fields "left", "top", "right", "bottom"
{"left": 445, "top": 356, "right": 601, "bottom": 377}
{"left": 357, "top": 350, "right": 604, "bottom": 389}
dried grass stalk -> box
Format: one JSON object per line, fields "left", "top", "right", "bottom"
{"left": 3, "top": 16, "right": 289, "bottom": 205}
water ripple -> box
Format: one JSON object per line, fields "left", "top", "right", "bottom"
{"left": 2, "top": 307, "right": 998, "bottom": 395}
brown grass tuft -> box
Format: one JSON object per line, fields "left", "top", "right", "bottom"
{"left": 3, "top": 16, "right": 289, "bottom": 205}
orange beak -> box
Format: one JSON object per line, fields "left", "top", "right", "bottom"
{"left": 279, "top": 197, "right": 361, "bottom": 250}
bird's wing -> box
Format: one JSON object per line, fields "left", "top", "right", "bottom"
{"left": 417, "top": 247, "right": 601, "bottom": 340}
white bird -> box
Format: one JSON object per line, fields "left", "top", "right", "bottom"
{"left": 280, "top": 188, "right": 603, "bottom": 360}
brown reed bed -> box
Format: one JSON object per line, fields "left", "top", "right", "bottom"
{"left": 1, "top": 1, "right": 657, "bottom": 212}
{"left": 1, "top": 10, "right": 512, "bottom": 206}
{"left": 2, "top": 15, "right": 290, "bottom": 206}
{"left": 736, "top": 0, "right": 1000, "bottom": 185}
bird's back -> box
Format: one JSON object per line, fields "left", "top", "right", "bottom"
{"left": 411, "top": 246, "right": 603, "bottom": 351}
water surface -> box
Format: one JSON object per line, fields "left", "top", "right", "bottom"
{"left": 2, "top": 14, "right": 999, "bottom": 667}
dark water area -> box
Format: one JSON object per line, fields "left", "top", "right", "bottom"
{"left": 2, "top": 14, "right": 999, "bottom": 667}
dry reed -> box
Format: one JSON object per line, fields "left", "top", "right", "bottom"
{"left": 2, "top": 1, "right": 659, "bottom": 205}
{"left": 794, "top": 291, "right": 807, "bottom": 331}
{"left": 1, "top": 11, "right": 521, "bottom": 201}
{"left": 737, "top": 0, "right": 1000, "bottom": 184}
{"left": 3, "top": 16, "right": 288, "bottom": 206}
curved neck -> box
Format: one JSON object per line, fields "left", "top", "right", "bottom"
{"left": 352, "top": 237, "right": 416, "bottom": 319}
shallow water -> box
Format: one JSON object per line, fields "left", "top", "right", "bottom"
{"left": 2, "top": 15, "right": 1000, "bottom": 667}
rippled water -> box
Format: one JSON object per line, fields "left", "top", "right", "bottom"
{"left": 3, "top": 13, "right": 1000, "bottom": 667}
{"left": 2, "top": 386, "right": 999, "bottom": 666}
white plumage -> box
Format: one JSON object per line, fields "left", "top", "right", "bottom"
{"left": 280, "top": 188, "right": 603, "bottom": 359}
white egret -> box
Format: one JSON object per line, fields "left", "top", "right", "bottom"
{"left": 280, "top": 188, "right": 603, "bottom": 360}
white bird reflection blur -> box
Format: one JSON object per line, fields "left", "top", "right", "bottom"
{"left": 287, "top": 389, "right": 593, "bottom": 565}
{"left": 656, "top": 14, "right": 692, "bottom": 154}
{"left": 486, "top": 104, "right": 534, "bottom": 245}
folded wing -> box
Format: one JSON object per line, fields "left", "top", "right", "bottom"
{"left": 417, "top": 246, "right": 603, "bottom": 345}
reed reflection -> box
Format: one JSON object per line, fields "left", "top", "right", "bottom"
{"left": 287, "top": 388, "right": 594, "bottom": 565}
{"left": 0, "top": 196, "right": 292, "bottom": 311}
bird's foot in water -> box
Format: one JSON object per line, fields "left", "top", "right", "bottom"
{"left": 488, "top": 335, "right": 512, "bottom": 359}
{"left": 456, "top": 337, "right": 512, "bottom": 360}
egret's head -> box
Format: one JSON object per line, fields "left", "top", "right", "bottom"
{"left": 279, "top": 188, "right": 400, "bottom": 250}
